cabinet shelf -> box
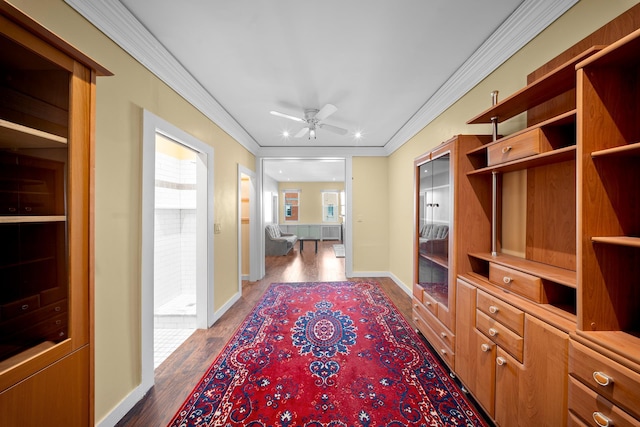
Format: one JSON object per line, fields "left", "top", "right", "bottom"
{"left": 591, "top": 236, "right": 640, "bottom": 248}
{"left": 467, "top": 47, "right": 603, "bottom": 124}
{"left": 576, "top": 27, "right": 640, "bottom": 69}
{"left": 469, "top": 252, "right": 577, "bottom": 288}
{"left": 591, "top": 141, "right": 640, "bottom": 158}
{"left": 467, "top": 145, "right": 575, "bottom": 175}
{"left": 419, "top": 252, "right": 448, "bottom": 269}
{"left": 0, "top": 216, "right": 66, "bottom": 224}
{"left": 0, "top": 119, "right": 67, "bottom": 149}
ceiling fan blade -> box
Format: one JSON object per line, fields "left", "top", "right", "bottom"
{"left": 319, "top": 123, "right": 348, "bottom": 135}
{"left": 294, "top": 127, "right": 309, "bottom": 138}
{"left": 270, "top": 110, "right": 305, "bottom": 123}
{"left": 315, "top": 104, "right": 337, "bottom": 121}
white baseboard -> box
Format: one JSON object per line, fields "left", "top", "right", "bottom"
{"left": 96, "top": 385, "right": 148, "bottom": 427}
{"left": 348, "top": 271, "right": 411, "bottom": 296}
{"left": 212, "top": 291, "right": 241, "bottom": 323}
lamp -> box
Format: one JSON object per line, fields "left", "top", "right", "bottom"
{"left": 308, "top": 124, "right": 317, "bottom": 140}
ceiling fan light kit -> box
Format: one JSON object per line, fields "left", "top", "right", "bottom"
{"left": 270, "top": 103, "right": 349, "bottom": 140}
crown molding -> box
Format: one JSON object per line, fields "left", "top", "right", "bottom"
{"left": 64, "top": 0, "right": 261, "bottom": 154}
{"left": 383, "top": 0, "right": 579, "bottom": 156}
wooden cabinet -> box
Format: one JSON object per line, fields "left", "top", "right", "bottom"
{"left": 566, "top": 25, "right": 640, "bottom": 427}
{"left": 412, "top": 134, "right": 492, "bottom": 370}
{"left": 0, "top": 3, "right": 110, "bottom": 426}
{"left": 456, "top": 276, "right": 570, "bottom": 426}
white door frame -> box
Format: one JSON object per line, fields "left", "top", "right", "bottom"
{"left": 256, "top": 156, "right": 352, "bottom": 278}
{"left": 141, "top": 110, "right": 215, "bottom": 392}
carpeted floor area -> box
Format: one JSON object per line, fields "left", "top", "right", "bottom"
{"left": 168, "top": 281, "right": 488, "bottom": 426}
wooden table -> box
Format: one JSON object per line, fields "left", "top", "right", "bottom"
{"left": 299, "top": 238, "right": 319, "bottom": 253}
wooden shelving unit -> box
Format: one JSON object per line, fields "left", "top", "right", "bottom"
{"left": 0, "top": 3, "right": 110, "bottom": 425}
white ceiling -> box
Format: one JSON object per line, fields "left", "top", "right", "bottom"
{"left": 64, "top": 0, "right": 578, "bottom": 180}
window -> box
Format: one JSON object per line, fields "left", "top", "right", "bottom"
{"left": 283, "top": 190, "right": 299, "bottom": 222}
{"left": 322, "top": 191, "right": 339, "bottom": 223}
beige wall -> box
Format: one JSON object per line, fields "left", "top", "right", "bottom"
{"left": 7, "top": 0, "right": 255, "bottom": 422}
{"left": 385, "top": 0, "right": 640, "bottom": 291}
{"left": 278, "top": 182, "right": 344, "bottom": 224}
{"left": 352, "top": 157, "right": 389, "bottom": 272}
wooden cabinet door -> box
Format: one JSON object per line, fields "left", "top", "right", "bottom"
{"left": 519, "top": 315, "right": 568, "bottom": 426}
{"left": 454, "top": 279, "right": 476, "bottom": 387}
{"left": 455, "top": 279, "right": 496, "bottom": 417}
{"left": 495, "top": 347, "right": 522, "bottom": 426}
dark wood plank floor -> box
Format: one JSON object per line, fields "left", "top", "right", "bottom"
{"left": 116, "top": 240, "right": 412, "bottom": 426}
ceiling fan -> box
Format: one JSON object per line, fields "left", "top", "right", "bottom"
{"left": 270, "top": 104, "right": 348, "bottom": 139}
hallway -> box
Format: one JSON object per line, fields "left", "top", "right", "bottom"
{"left": 116, "top": 241, "right": 411, "bottom": 426}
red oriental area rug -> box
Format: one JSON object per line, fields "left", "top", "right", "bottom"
{"left": 168, "top": 281, "right": 488, "bottom": 426}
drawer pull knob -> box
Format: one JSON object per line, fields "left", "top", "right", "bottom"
{"left": 593, "top": 371, "right": 613, "bottom": 387}
{"left": 21, "top": 304, "right": 29, "bottom": 311}
{"left": 501, "top": 146, "right": 512, "bottom": 154}
{"left": 592, "top": 411, "right": 613, "bottom": 427}
{"left": 413, "top": 304, "right": 418, "bottom": 308}
{"left": 480, "top": 343, "right": 491, "bottom": 352}
{"left": 488, "top": 328, "right": 499, "bottom": 337}
{"left": 8, "top": 207, "right": 17, "bottom": 212}
{"left": 425, "top": 301, "right": 431, "bottom": 306}
{"left": 503, "top": 276, "right": 512, "bottom": 284}
{"left": 496, "top": 356, "right": 507, "bottom": 366}
{"left": 440, "top": 349, "right": 447, "bottom": 355}
{"left": 440, "top": 332, "right": 447, "bottom": 338}
{"left": 489, "top": 305, "right": 499, "bottom": 314}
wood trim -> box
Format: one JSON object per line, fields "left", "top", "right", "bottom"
{"left": 0, "top": 1, "right": 111, "bottom": 76}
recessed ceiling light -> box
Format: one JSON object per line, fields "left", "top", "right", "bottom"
{"left": 354, "top": 131, "right": 363, "bottom": 139}
{"left": 282, "top": 130, "right": 289, "bottom": 138}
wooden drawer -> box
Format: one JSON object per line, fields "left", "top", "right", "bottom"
{"left": 421, "top": 291, "right": 439, "bottom": 317}
{"left": 0, "top": 295, "right": 40, "bottom": 320}
{"left": 476, "top": 310, "right": 523, "bottom": 362}
{"left": 487, "top": 128, "right": 543, "bottom": 166}
{"left": 568, "top": 411, "right": 590, "bottom": 427}
{"left": 413, "top": 301, "right": 454, "bottom": 351}
{"left": 412, "top": 284, "right": 423, "bottom": 302}
{"left": 568, "top": 376, "right": 639, "bottom": 427}
{"left": 413, "top": 309, "right": 454, "bottom": 368}
{"left": 489, "top": 262, "right": 544, "bottom": 303}
{"left": 569, "top": 340, "right": 640, "bottom": 419}
{"left": 476, "top": 289, "right": 525, "bottom": 336}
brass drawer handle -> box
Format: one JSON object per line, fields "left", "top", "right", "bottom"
{"left": 503, "top": 276, "right": 512, "bottom": 284}
{"left": 501, "top": 146, "right": 512, "bottom": 154}
{"left": 592, "top": 411, "right": 613, "bottom": 427}
{"left": 489, "top": 328, "right": 499, "bottom": 337}
{"left": 489, "top": 305, "right": 499, "bottom": 314}
{"left": 496, "top": 356, "right": 507, "bottom": 366}
{"left": 593, "top": 371, "right": 613, "bottom": 387}
{"left": 480, "top": 343, "right": 491, "bottom": 352}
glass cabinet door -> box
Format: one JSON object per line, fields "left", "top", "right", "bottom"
{"left": 417, "top": 153, "right": 451, "bottom": 308}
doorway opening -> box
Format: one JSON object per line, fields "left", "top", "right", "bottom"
{"left": 141, "top": 110, "right": 214, "bottom": 390}
{"left": 153, "top": 135, "right": 197, "bottom": 368}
